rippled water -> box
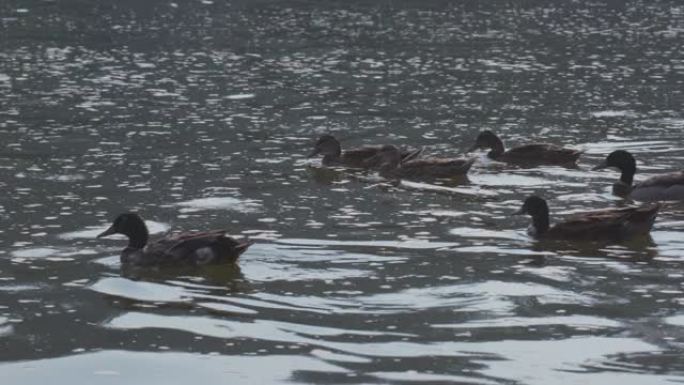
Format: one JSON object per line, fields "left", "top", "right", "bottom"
{"left": 2, "top": 1, "right": 684, "bottom": 383}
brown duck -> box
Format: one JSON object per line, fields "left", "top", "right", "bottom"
{"left": 515, "top": 196, "right": 660, "bottom": 241}
{"left": 468, "top": 131, "right": 581, "bottom": 166}
{"left": 365, "top": 144, "right": 475, "bottom": 179}
{"left": 309, "top": 134, "right": 422, "bottom": 168}
{"left": 97, "top": 213, "right": 251, "bottom": 266}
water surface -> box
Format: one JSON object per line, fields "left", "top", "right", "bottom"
{"left": 1, "top": 1, "right": 684, "bottom": 384}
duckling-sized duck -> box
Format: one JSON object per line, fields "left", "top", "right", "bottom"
{"left": 97, "top": 213, "right": 251, "bottom": 266}
{"left": 468, "top": 131, "right": 582, "bottom": 166}
{"left": 308, "top": 134, "right": 422, "bottom": 168}
{"left": 593, "top": 150, "right": 684, "bottom": 202}
{"left": 366, "top": 145, "right": 475, "bottom": 179}
{"left": 515, "top": 195, "right": 660, "bottom": 241}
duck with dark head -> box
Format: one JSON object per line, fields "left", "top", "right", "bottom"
{"left": 515, "top": 195, "right": 660, "bottom": 241}
{"left": 97, "top": 213, "right": 252, "bottom": 266}
{"left": 308, "top": 134, "right": 421, "bottom": 169}
{"left": 594, "top": 150, "right": 684, "bottom": 202}
{"left": 468, "top": 130, "right": 582, "bottom": 166}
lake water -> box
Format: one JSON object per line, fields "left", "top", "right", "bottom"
{"left": 1, "top": 1, "right": 684, "bottom": 384}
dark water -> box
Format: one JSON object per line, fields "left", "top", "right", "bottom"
{"left": 1, "top": 0, "right": 684, "bottom": 383}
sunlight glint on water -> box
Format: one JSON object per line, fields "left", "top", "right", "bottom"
{"left": 0, "top": 1, "right": 683, "bottom": 384}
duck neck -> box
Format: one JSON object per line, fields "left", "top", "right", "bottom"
{"left": 121, "top": 248, "right": 142, "bottom": 264}
{"left": 613, "top": 182, "right": 633, "bottom": 197}
{"left": 531, "top": 210, "right": 550, "bottom": 235}
{"left": 487, "top": 136, "right": 505, "bottom": 159}
{"left": 619, "top": 163, "right": 636, "bottom": 187}
{"left": 322, "top": 145, "right": 342, "bottom": 165}
{"left": 126, "top": 227, "right": 149, "bottom": 250}
{"left": 322, "top": 153, "right": 340, "bottom": 165}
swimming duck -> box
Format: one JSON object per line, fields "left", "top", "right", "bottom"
{"left": 515, "top": 195, "right": 660, "bottom": 241}
{"left": 365, "top": 144, "right": 475, "bottom": 179}
{"left": 467, "top": 131, "right": 582, "bottom": 166}
{"left": 308, "top": 134, "right": 422, "bottom": 168}
{"left": 97, "top": 213, "right": 251, "bottom": 266}
{"left": 593, "top": 150, "right": 684, "bottom": 202}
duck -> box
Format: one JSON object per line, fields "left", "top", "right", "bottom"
{"left": 308, "top": 134, "right": 422, "bottom": 169}
{"left": 97, "top": 213, "right": 251, "bottom": 266}
{"left": 515, "top": 195, "right": 660, "bottom": 241}
{"left": 467, "top": 130, "right": 582, "bottom": 166}
{"left": 365, "top": 144, "right": 475, "bottom": 179}
{"left": 593, "top": 150, "right": 684, "bottom": 202}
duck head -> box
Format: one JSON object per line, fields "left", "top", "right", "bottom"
{"left": 308, "top": 134, "right": 342, "bottom": 158}
{"left": 515, "top": 196, "right": 548, "bottom": 216}
{"left": 98, "top": 212, "right": 149, "bottom": 249}
{"left": 467, "top": 130, "right": 505, "bottom": 157}
{"left": 593, "top": 150, "right": 636, "bottom": 186}
{"left": 515, "top": 196, "right": 550, "bottom": 235}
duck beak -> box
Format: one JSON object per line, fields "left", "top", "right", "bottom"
{"left": 592, "top": 161, "right": 608, "bottom": 171}
{"left": 466, "top": 144, "right": 479, "bottom": 153}
{"left": 513, "top": 208, "right": 525, "bottom": 215}
{"left": 97, "top": 225, "right": 117, "bottom": 238}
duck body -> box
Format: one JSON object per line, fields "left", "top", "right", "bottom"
{"left": 309, "top": 134, "right": 421, "bottom": 169}
{"left": 594, "top": 150, "right": 684, "bottom": 202}
{"left": 630, "top": 171, "right": 684, "bottom": 201}
{"left": 469, "top": 131, "right": 581, "bottom": 166}
{"left": 98, "top": 213, "right": 251, "bottom": 266}
{"left": 517, "top": 196, "right": 659, "bottom": 241}
{"left": 366, "top": 145, "right": 475, "bottom": 179}
{"left": 495, "top": 143, "right": 581, "bottom": 165}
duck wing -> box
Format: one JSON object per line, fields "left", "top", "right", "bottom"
{"left": 343, "top": 146, "right": 421, "bottom": 168}
{"left": 547, "top": 204, "right": 660, "bottom": 240}
{"left": 144, "top": 230, "right": 251, "bottom": 265}
{"left": 339, "top": 145, "right": 385, "bottom": 168}
{"left": 502, "top": 144, "right": 581, "bottom": 165}
{"left": 400, "top": 147, "right": 423, "bottom": 162}
{"left": 343, "top": 145, "right": 383, "bottom": 159}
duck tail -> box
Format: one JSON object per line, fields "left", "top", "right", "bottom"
{"left": 573, "top": 148, "right": 584, "bottom": 159}
{"left": 235, "top": 238, "right": 254, "bottom": 256}
{"left": 637, "top": 202, "right": 662, "bottom": 232}
{"left": 464, "top": 156, "right": 477, "bottom": 172}
{"left": 645, "top": 201, "right": 662, "bottom": 215}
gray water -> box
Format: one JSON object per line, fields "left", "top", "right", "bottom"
{"left": 2, "top": 1, "right": 684, "bottom": 384}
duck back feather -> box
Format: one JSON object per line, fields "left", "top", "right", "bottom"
{"left": 545, "top": 203, "right": 660, "bottom": 241}
{"left": 631, "top": 171, "right": 684, "bottom": 202}
{"left": 500, "top": 143, "right": 582, "bottom": 165}
{"left": 142, "top": 231, "right": 251, "bottom": 266}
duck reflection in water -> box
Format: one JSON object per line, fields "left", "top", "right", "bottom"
{"left": 120, "top": 262, "right": 248, "bottom": 293}
{"left": 525, "top": 236, "right": 658, "bottom": 264}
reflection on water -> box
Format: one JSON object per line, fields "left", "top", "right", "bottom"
{"left": 1, "top": 0, "right": 684, "bottom": 383}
